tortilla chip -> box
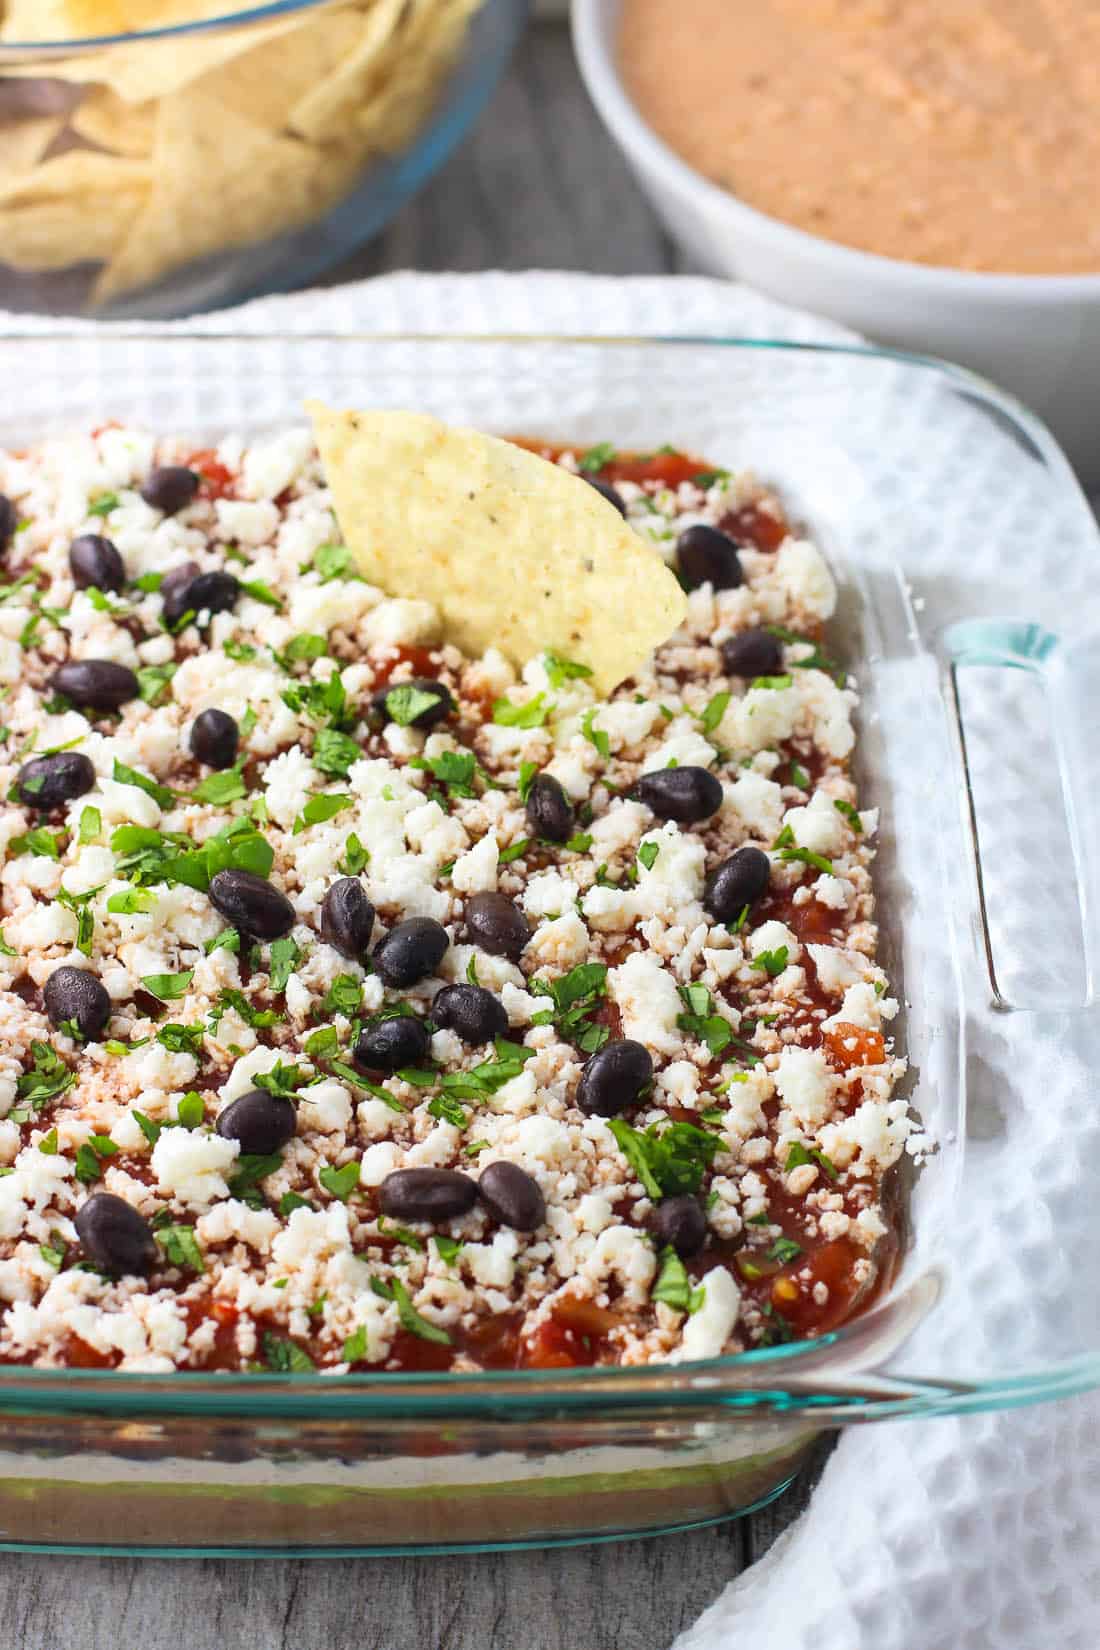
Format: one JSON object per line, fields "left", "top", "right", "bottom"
{"left": 289, "top": 0, "right": 408, "bottom": 142}
{"left": 0, "top": 150, "right": 148, "bottom": 269}
{"left": 69, "top": 89, "right": 155, "bottom": 155}
{"left": 91, "top": 90, "right": 331, "bottom": 304}
{"left": 0, "top": 9, "right": 309, "bottom": 101}
{"left": 356, "top": 0, "right": 478, "bottom": 153}
{"left": 198, "top": 5, "right": 364, "bottom": 132}
{"left": 0, "top": 115, "right": 65, "bottom": 176}
{"left": 308, "top": 406, "right": 689, "bottom": 695}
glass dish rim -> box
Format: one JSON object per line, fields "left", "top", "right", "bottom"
{"left": 0, "top": 328, "right": 1094, "bottom": 1420}
{"left": 0, "top": 0, "right": 336, "bottom": 52}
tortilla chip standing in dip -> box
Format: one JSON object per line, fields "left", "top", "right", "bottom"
{"left": 308, "top": 405, "right": 689, "bottom": 695}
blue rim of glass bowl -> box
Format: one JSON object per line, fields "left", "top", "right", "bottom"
{"left": 0, "top": 0, "right": 335, "bottom": 51}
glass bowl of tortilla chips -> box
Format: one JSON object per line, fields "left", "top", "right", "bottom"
{"left": 0, "top": 0, "right": 527, "bottom": 317}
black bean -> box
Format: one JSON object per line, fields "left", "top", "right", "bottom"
{"left": 677, "top": 524, "right": 743, "bottom": 591}
{"left": 189, "top": 708, "right": 238, "bottom": 770}
{"left": 371, "top": 677, "right": 454, "bottom": 729}
{"left": 648, "top": 1195, "right": 708, "bottom": 1257}
{"left": 355, "top": 1015, "right": 429, "bottom": 1073}
{"left": 633, "top": 766, "right": 723, "bottom": 824}
{"left": 431, "top": 983, "right": 508, "bottom": 1045}
{"left": 163, "top": 569, "right": 240, "bottom": 629}
{"left": 160, "top": 560, "right": 199, "bottom": 603}
{"left": 584, "top": 476, "right": 627, "bottom": 517}
{"left": 372, "top": 917, "right": 449, "bottom": 987}
{"left": 0, "top": 494, "right": 15, "bottom": 553}
{"left": 703, "top": 846, "right": 771, "bottom": 922}
{"left": 216, "top": 1089, "right": 296, "bottom": 1156}
{"left": 141, "top": 465, "right": 199, "bottom": 515}
{"left": 464, "top": 891, "right": 530, "bottom": 960}
{"left": 75, "top": 1193, "right": 157, "bottom": 1276}
{"left": 208, "top": 869, "right": 295, "bottom": 941}
{"left": 69, "top": 533, "right": 125, "bottom": 593}
{"left": 50, "top": 659, "right": 139, "bottom": 710}
{"left": 576, "top": 1039, "right": 653, "bottom": 1118}
{"left": 379, "top": 1167, "right": 477, "bottom": 1223}
{"left": 320, "top": 877, "right": 375, "bottom": 959}
{"left": 524, "top": 773, "right": 574, "bottom": 843}
{"left": 477, "top": 1160, "right": 545, "bottom": 1231}
{"left": 721, "top": 627, "right": 783, "bottom": 679}
{"left": 17, "top": 750, "right": 95, "bottom": 810}
{"left": 43, "top": 965, "right": 111, "bottom": 1041}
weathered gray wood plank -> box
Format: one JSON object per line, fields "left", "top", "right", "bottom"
{"left": 0, "top": 24, "right": 809, "bottom": 1649}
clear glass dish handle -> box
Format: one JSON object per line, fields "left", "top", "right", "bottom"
{"left": 941, "top": 617, "right": 1097, "bottom": 1013}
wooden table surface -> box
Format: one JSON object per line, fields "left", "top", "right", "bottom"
{"left": 3, "top": 24, "right": 831, "bottom": 1649}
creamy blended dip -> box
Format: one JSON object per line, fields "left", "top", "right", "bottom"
{"left": 619, "top": 0, "right": 1100, "bottom": 274}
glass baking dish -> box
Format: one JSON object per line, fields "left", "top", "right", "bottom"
{"left": 0, "top": 333, "right": 1096, "bottom": 1557}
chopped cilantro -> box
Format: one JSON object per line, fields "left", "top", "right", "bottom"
{"left": 607, "top": 1117, "right": 718, "bottom": 1199}
{"left": 313, "top": 728, "right": 362, "bottom": 779}
{"left": 384, "top": 684, "right": 443, "bottom": 727}
{"left": 637, "top": 840, "right": 660, "bottom": 872}
{"left": 692, "top": 469, "right": 731, "bottom": 490}
{"left": 87, "top": 492, "right": 118, "bottom": 518}
{"left": 338, "top": 832, "right": 369, "bottom": 875}
{"left": 303, "top": 1026, "right": 339, "bottom": 1060}
{"left": 750, "top": 674, "right": 794, "bottom": 691}
{"left": 133, "top": 1111, "right": 160, "bottom": 1146}
{"left": 319, "top": 973, "right": 362, "bottom": 1018}
{"left": 10, "top": 827, "right": 64, "bottom": 859}
{"left": 767, "top": 1236, "right": 803, "bottom": 1265}
{"left": 227, "top": 1152, "right": 284, "bottom": 1207}
{"left": 157, "top": 1024, "right": 204, "bottom": 1058}
{"left": 318, "top": 1161, "right": 360, "bottom": 1203}
{"left": 765, "top": 625, "right": 846, "bottom": 686}
{"left": 268, "top": 936, "right": 301, "bottom": 994}
{"left": 191, "top": 766, "right": 247, "bottom": 806}
{"left": 342, "top": 1325, "right": 368, "bottom": 1363}
{"left": 239, "top": 578, "right": 282, "bottom": 609}
{"left": 293, "top": 792, "right": 353, "bottom": 834}
{"left": 112, "top": 758, "right": 175, "bottom": 810}
{"left": 140, "top": 970, "right": 194, "bottom": 1001}
{"left": 77, "top": 805, "right": 101, "bottom": 845}
{"left": 783, "top": 1141, "right": 839, "bottom": 1181}
{"left": 136, "top": 662, "right": 177, "bottom": 706}
{"left": 0, "top": 931, "right": 15, "bottom": 957}
{"left": 55, "top": 886, "right": 97, "bottom": 956}
{"left": 498, "top": 838, "right": 530, "bottom": 865}
{"left": 580, "top": 707, "right": 610, "bottom": 759}
{"left": 433, "top": 1235, "right": 464, "bottom": 1265}
{"left": 378, "top": 1217, "right": 424, "bottom": 1252}
{"left": 372, "top": 1276, "right": 451, "bottom": 1345}
{"left": 564, "top": 831, "right": 593, "bottom": 853}
{"left": 16, "top": 1042, "right": 73, "bottom": 1112}
{"left": 652, "top": 1247, "right": 705, "bottom": 1314}
{"left": 578, "top": 442, "right": 617, "bottom": 473}
{"left": 750, "top": 946, "right": 789, "bottom": 978}
{"left": 428, "top": 1093, "right": 468, "bottom": 1128}
{"left": 311, "top": 542, "right": 353, "bottom": 582}
{"left": 277, "top": 633, "right": 328, "bottom": 667}
{"left": 262, "top": 1332, "right": 316, "bottom": 1373}
{"left": 254, "top": 1062, "right": 309, "bottom": 1098}
{"left": 789, "top": 762, "right": 810, "bottom": 790}
{"left": 777, "top": 845, "right": 834, "bottom": 875}
{"left": 676, "top": 983, "right": 734, "bottom": 1059}
{"left": 517, "top": 760, "right": 538, "bottom": 803}
{"left": 834, "top": 798, "right": 863, "bottom": 832}
{"left": 75, "top": 1135, "right": 118, "bottom": 1184}
{"left": 107, "top": 888, "right": 155, "bottom": 916}
{"left": 205, "top": 927, "right": 240, "bottom": 955}
{"left": 699, "top": 691, "right": 731, "bottom": 735}
{"left": 38, "top": 1128, "right": 58, "bottom": 1155}
{"left": 279, "top": 1191, "right": 314, "bottom": 1216}
{"left": 410, "top": 748, "right": 479, "bottom": 798}
{"left": 492, "top": 692, "right": 552, "bottom": 729}
{"left": 529, "top": 961, "right": 608, "bottom": 1049}
{"left": 157, "top": 1223, "right": 204, "bottom": 1272}
{"left": 543, "top": 651, "right": 593, "bottom": 689}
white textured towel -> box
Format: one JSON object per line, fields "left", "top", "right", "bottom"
{"left": 4, "top": 271, "right": 1096, "bottom": 1650}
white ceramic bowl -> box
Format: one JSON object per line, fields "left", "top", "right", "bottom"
{"left": 573, "top": 0, "right": 1100, "bottom": 485}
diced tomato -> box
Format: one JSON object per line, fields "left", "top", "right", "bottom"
{"left": 823, "top": 1021, "right": 887, "bottom": 1070}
